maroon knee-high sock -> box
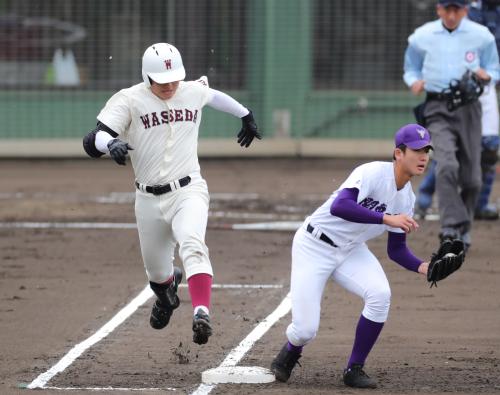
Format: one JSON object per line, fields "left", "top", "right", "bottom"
{"left": 187, "top": 273, "right": 212, "bottom": 311}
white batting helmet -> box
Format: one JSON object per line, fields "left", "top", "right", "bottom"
{"left": 142, "top": 43, "right": 186, "bottom": 86}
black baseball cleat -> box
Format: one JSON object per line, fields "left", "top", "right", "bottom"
{"left": 192, "top": 310, "right": 212, "bottom": 345}
{"left": 149, "top": 267, "right": 182, "bottom": 330}
{"left": 343, "top": 364, "right": 377, "bottom": 389}
{"left": 474, "top": 206, "right": 499, "bottom": 221}
{"left": 413, "top": 206, "right": 427, "bottom": 220}
{"left": 271, "top": 342, "right": 302, "bottom": 382}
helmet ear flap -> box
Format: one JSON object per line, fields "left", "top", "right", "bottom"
{"left": 142, "top": 70, "right": 151, "bottom": 87}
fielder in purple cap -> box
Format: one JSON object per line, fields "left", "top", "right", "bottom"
{"left": 395, "top": 123, "right": 433, "bottom": 151}
{"left": 271, "top": 123, "right": 447, "bottom": 389}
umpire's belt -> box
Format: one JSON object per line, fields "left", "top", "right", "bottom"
{"left": 306, "top": 224, "right": 338, "bottom": 248}
{"left": 426, "top": 92, "right": 449, "bottom": 102}
{"left": 135, "top": 176, "right": 191, "bottom": 195}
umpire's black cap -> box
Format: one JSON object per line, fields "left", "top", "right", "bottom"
{"left": 438, "top": 0, "right": 466, "bottom": 7}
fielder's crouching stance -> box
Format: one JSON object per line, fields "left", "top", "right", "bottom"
{"left": 83, "top": 43, "right": 261, "bottom": 345}
{"left": 271, "top": 124, "right": 464, "bottom": 388}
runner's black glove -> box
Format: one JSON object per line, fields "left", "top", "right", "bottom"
{"left": 237, "top": 111, "right": 262, "bottom": 148}
{"left": 108, "top": 138, "right": 133, "bottom": 166}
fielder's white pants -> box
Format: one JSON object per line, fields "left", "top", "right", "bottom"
{"left": 286, "top": 225, "right": 391, "bottom": 347}
{"left": 134, "top": 172, "right": 213, "bottom": 283}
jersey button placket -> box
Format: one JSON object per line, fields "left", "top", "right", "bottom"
{"left": 161, "top": 102, "right": 173, "bottom": 179}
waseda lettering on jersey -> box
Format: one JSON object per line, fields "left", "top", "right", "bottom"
{"left": 359, "top": 197, "right": 387, "bottom": 213}
{"left": 140, "top": 109, "right": 199, "bottom": 129}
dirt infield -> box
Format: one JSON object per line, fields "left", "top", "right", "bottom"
{"left": 1, "top": 158, "right": 499, "bottom": 395}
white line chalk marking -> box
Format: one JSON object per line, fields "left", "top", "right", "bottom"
{"left": 0, "top": 213, "right": 440, "bottom": 233}
{"left": 207, "top": 284, "right": 283, "bottom": 289}
{"left": 219, "top": 293, "right": 291, "bottom": 367}
{"left": 0, "top": 222, "right": 137, "bottom": 229}
{"left": 232, "top": 221, "right": 302, "bottom": 231}
{"left": 209, "top": 211, "right": 302, "bottom": 221}
{"left": 191, "top": 293, "right": 291, "bottom": 395}
{"left": 27, "top": 286, "right": 153, "bottom": 389}
{"left": 42, "top": 387, "right": 176, "bottom": 392}
{"left": 0, "top": 221, "right": 307, "bottom": 231}
{"left": 26, "top": 283, "right": 284, "bottom": 390}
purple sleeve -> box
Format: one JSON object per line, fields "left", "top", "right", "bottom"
{"left": 387, "top": 232, "right": 423, "bottom": 272}
{"left": 330, "top": 188, "right": 384, "bottom": 224}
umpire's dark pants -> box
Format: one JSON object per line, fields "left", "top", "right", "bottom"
{"left": 424, "top": 99, "right": 482, "bottom": 234}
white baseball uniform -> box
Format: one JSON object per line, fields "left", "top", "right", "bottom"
{"left": 95, "top": 77, "right": 245, "bottom": 283}
{"left": 287, "top": 161, "right": 415, "bottom": 347}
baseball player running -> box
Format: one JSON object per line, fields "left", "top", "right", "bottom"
{"left": 271, "top": 124, "right": 463, "bottom": 388}
{"left": 83, "top": 43, "right": 261, "bottom": 345}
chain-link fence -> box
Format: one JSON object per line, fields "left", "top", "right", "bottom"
{"left": 0, "top": 0, "right": 439, "bottom": 141}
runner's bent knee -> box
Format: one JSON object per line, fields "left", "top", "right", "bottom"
{"left": 179, "top": 236, "right": 212, "bottom": 278}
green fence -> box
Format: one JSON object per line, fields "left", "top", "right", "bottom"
{"left": 0, "top": 0, "right": 436, "bottom": 141}
{"left": 0, "top": 89, "right": 421, "bottom": 140}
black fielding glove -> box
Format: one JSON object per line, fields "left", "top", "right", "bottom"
{"left": 427, "top": 239, "right": 465, "bottom": 288}
{"left": 237, "top": 111, "right": 262, "bottom": 148}
{"left": 107, "top": 138, "right": 134, "bottom": 166}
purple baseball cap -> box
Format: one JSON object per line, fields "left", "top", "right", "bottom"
{"left": 394, "top": 124, "right": 433, "bottom": 150}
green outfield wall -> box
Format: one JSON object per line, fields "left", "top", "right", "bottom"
{"left": 0, "top": 89, "right": 420, "bottom": 140}
{"left": 0, "top": 0, "right": 444, "bottom": 155}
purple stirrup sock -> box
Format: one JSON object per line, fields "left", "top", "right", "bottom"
{"left": 347, "top": 315, "right": 384, "bottom": 369}
{"left": 287, "top": 341, "right": 303, "bottom": 354}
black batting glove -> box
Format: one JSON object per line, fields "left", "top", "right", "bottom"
{"left": 237, "top": 111, "right": 262, "bottom": 148}
{"left": 107, "top": 138, "right": 134, "bottom": 166}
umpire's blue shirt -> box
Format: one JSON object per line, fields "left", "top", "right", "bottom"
{"left": 403, "top": 18, "right": 500, "bottom": 93}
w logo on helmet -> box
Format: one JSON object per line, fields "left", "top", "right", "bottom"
{"left": 164, "top": 59, "right": 172, "bottom": 70}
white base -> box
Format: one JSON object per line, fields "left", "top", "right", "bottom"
{"left": 201, "top": 366, "right": 276, "bottom": 384}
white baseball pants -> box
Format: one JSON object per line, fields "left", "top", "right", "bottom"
{"left": 134, "top": 172, "right": 213, "bottom": 283}
{"left": 286, "top": 225, "right": 391, "bottom": 347}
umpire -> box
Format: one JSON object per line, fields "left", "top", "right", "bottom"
{"left": 404, "top": 0, "right": 499, "bottom": 248}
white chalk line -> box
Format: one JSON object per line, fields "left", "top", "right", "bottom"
{"left": 0, "top": 221, "right": 306, "bottom": 230}
{"left": 41, "top": 386, "right": 176, "bottom": 392}
{"left": 232, "top": 221, "right": 303, "bottom": 231}
{"left": 0, "top": 222, "right": 138, "bottom": 229}
{"left": 209, "top": 211, "right": 303, "bottom": 221}
{"left": 0, "top": 212, "right": 440, "bottom": 232}
{"left": 27, "top": 286, "right": 153, "bottom": 389}
{"left": 190, "top": 293, "right": 291, "bottom": 395}
{"left": 201, "top": 284, "right": 283, "bottom": 289}
{"left": 26, "top": 283, "right": 284, "bottom": 390}
{"left": 0, "top": 191, "right": 330, "bottom": 202}
{"left": 94, "top": 192, "right": 263, "bottom": 204}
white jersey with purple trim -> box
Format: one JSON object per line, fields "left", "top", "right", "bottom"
{"left": 308, "top": 161, "right": 415, "bottom": 248}
{"left": 97, "top": 77, "right": 213, "bottom": 185}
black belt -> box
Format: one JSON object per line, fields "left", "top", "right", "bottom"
{"left": 306, "top": 224, "right": 338, "bottom": 248}
{"left": 426, "top": 92, "right": 449, "bottom": 101}
{"left": 135, "top": 176, "right": 191, "bottom": 195}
